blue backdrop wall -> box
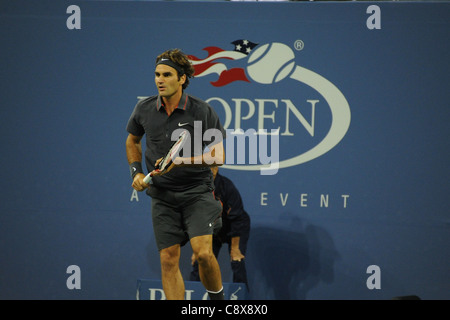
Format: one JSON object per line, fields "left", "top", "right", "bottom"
{"left": 0, "top": 0, "right": 449, "bottom": 300}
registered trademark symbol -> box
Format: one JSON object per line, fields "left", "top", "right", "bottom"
{"left": 294, "top": 40, "right": 304, "bottom": 51}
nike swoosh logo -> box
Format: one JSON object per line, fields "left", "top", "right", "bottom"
{"left": 178, "top": 122, "right": 189, "bottom": 127}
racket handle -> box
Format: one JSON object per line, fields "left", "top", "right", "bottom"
{"left": 143, "top": 173, "right": 152, "bottom": 185}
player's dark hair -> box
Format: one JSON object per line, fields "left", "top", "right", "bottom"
{"left": 156, "top": 49, "right": 195, "bottom": 90}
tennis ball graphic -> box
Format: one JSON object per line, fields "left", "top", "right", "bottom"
{"left": 246, "top": 42, "right": 296, "bottom": 84}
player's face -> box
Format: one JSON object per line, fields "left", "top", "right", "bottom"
{"left": 155, "top": 64, "right": 186, "bottom": 98}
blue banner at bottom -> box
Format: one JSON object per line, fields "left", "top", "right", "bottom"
{"left": 136, "top": 279, "right": 249, "bottom": 300}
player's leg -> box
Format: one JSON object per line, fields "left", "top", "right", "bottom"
{"left": 190, "top": 236, "right": 222, "bottom": 282}
{"left": 181, "top": 184, "right": 224, "bottom": 299}
{"left": 149, "top": 187, "right": 188, "bottom": 299}
{"left": 190, "top": 234, "right": 224, "bottom": 299}
{"left": 160, "top": 244, "right": 185, "bottom": 300}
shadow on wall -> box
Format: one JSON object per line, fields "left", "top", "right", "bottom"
{"left": 246, "top": 215, "right": 340, "bottom": 300}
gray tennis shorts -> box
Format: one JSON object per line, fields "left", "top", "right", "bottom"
{"left": 148, "top": 184, "right": 222, "bottom": 251}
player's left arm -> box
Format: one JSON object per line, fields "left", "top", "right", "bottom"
{"left": 173, "top": 141, "right": 225, "bottom": 168}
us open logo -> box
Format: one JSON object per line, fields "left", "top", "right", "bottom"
{"left": 188, "top": 40, "right": 351, "bottom": 174}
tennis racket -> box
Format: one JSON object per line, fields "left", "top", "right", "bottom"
{"left": 143, "top": 130, "right": 188, "bottom": 184}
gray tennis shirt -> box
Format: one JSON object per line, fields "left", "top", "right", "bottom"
{"left": 127, "top": 92, "right": 226, "bottom": 191}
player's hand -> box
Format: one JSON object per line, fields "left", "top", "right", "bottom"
{"left": 150, "top": 161, "right": 177, "bottom": 177}
{"left": 150, "top": 158, "right": 164, "bottom": 177}
{"left": 132, "top": 173, "right": 149, "bottom": 191}
{"left": 154, "top": 157, "right": 163, "bottom": 168}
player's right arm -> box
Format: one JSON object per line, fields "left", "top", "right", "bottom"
{"left": 126, "top": 133, "right": 148, "bottom": 191}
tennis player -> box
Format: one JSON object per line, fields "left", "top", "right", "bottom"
{"left": 126, "top": 49, "right": 226, "bottom": 300}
